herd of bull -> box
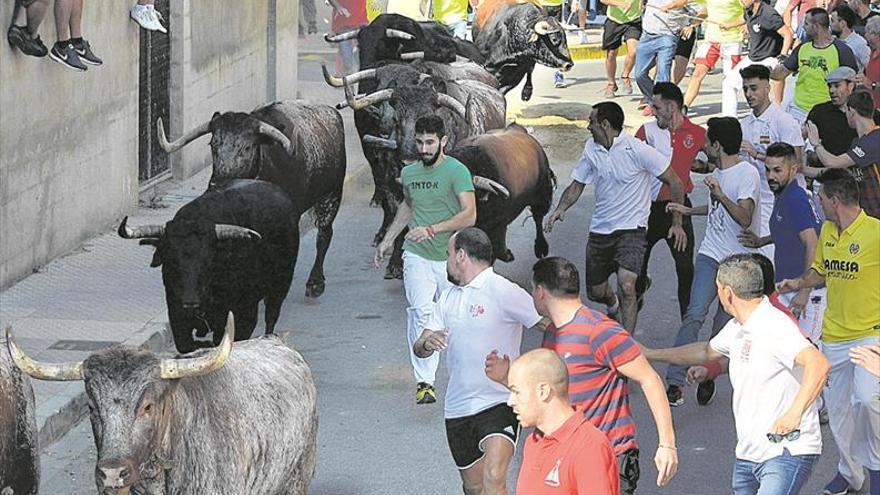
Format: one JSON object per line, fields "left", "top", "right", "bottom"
{"left": 1, "top": 3, "right": 574, "bottom": 494}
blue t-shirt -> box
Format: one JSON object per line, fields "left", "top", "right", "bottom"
{"left": 769, "top": 183, "right": 821, "bottom": 282}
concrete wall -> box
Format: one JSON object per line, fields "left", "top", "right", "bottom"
{"left": 1, "top": 1, "right": 298, "bottom": 289}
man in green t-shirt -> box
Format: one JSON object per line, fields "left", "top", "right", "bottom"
{"left": 374, "top": 115, "right": 477, "bottom": 404}
{"left": 433, "top": 0, "right": 470, "bottom": 39}
{"left": 600, "top": 0, "right": 642, "bottom": 97}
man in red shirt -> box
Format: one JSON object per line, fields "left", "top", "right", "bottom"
{"left": 486, "top": 257, "right": 678, "bottom": 494}
{"left": 856, "top": 17, "right": 880, "bottom": 104}
{"left": 509, "top": 348, "right": 619, "bottom": 495}
{"left": 330, "top": 0, "right": 369, "bottom": 73}
{"left": 635, "top": 82, "right": 706, "bottom": 319}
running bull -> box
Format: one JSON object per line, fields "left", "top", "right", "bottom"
{"left": 5, "top": 316, "right": 318, "bottom": 495}
{"left": 449, "top": 124, "right": 556, "bottom": 262}
{"left": 119, "top": 180, "right": 299, "bottom": 354}
{"left": 157, "top": 101, "right": 345, "bottom": 299}
{"left": 473, "top": 0, "right": 574, "bottom": 101}
{"left": 0, "top": 335, "right": 39, "bottom": 495}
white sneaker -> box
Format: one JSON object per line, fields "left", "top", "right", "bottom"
{"left": 147, "top": 4, "right": 168, "bottom": 34}
{"left": 578, "top": 31, "right": 589, "bottom": 45}
{"left": 130, "top": 4, "right": 161, "bottom": 31}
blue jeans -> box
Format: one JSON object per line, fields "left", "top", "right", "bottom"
{"left": 446, "top": 20, "right": 468, "bottom": 39}
{"left": 665, "top": 254, "right": 732, "bottom": 387}
{"left": 634, "top": 32, "right": 677, "bottom": 103}
{"left": 733, "top": 449, "right": 819, "bottom": 495}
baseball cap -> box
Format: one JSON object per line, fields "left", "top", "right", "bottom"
{"left": 826, "top": 66, "right": 857, "bottom": 83}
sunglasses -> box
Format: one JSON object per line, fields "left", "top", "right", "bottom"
{"left": 767, "top": 430, "right": 801, "bottom": 443}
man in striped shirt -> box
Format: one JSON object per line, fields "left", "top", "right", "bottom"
{"left": 485, "top": 256, "right": 678, "bottom": 494}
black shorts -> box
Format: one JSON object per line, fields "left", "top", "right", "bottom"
{"left": 544, "top": 4, "right": 563, "bottom": 18}
{"left": 602, "top": 18, "right": 642, "bottom": 50}
{"left": 445, "top": 403, "right": 519, "bottom": 469}
{"left": 676, "top": 32, "right": 696, "bottom": 58}
{"left": 585, "top": 228, "right": 647, "bottom": 287}
{"left": 618, "top": 448, "right": 640, "bottom": 494}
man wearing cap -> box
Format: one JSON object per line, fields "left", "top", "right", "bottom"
{"left": 804, "top": 67, "right": 861, "bottom": 179}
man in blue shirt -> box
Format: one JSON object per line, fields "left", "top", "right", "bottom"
{"left": 738, "top": 143, "right": 825, "bottom": 342}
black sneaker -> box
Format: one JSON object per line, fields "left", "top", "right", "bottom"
{"left": 73, "top": 39, "right": 102, "bottom": 65}
{"left": 7, "top": 25, "right": 48, "bottom": 57}
{"left": 667, "top": 384, "right": 684, "bottom": 407}
{"left": 415, "top": 382, "right": 436, "bottom": 405}
{"left": 49, "top": 42, "right": 87, "bottom": 71}
{"left": 696, "top": 379, "right": 716, "bottom": 406}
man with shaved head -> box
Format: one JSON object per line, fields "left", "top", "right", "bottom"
{"left": 508, "top": 349, "right": 619, "bottom": 494}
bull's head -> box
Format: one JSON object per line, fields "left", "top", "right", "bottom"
{"left": 5, "top": 316, "right": 235, "bottom": 494}
{"left": 118, "top": 216, "right": 261, "bottom": 314}
{"left": 156, "top": 112, "right": 293, "bottom": 186}
{"left": 529, "top": 16, "right": 574, "bottom": 71}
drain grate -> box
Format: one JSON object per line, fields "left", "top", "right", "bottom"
{"left": 48, "top": 340, "right": 120, "bottom": 351}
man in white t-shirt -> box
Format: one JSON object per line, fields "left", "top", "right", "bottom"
{"left": 663, "top": 117, "right": 762, "bottom": 407}
{"left": 737, "top": 64, "right": 805, "bottom": 261}
{"left": 414, "top": 228, "right": 542, "bottom": 494}
{"left": 545, "top": 101, "right": 687, "bottom": 334}
{"left": 643, "top": 254, "right": 829, "bottom": 494}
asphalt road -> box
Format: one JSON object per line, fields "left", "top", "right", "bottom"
{"left": 39, "top": 62, "right": 848, "bottom": 494}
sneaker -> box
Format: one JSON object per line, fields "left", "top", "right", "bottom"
{"left": 641, "top": 105, "right": 654, "bottom": 117}
{"left": 822, "top": 473, "right": 852, "bottom": 495}
{"left": 667, "top": 384, "right": 684, "bottom": 407}
{"left": 554, "top": 71, "right": 565, "bottom": 88}
{"left": 578, "top": 31, "right": 589, "bottom": 45}
{"left": 637, "top": 275, "right": 652, "bottom": 312}
{"left": 637, "top": 98, "right": 648, "bottom": 109}
{"left": 49, "top": 42, "right": 87, "bottom": 71}
{"left": 604, "top": 83, "right": 617, "bottom": 98}
{"left": 696, "top": 379, "right": 716, "bottom": 406}
{"left": 621, "top": 77, "right": 633, "bottom": 95}
{"left": 73, "top": 39, "right": 102, "bottom": 65}
{"left": 146, "top": 4, "right": 168, "bottom": 34}
{"left": 416, "top": 382, "right": 436, "bottom": 405}
{"left": 130, "top": 4, "right": 162, "bottom": 31}
{"left": 7, "top": 25, "right": 48, "bottom": 57}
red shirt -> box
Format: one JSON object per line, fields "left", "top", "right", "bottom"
{"left": 331, "top": 0, "right": 368, "bottom": 32}
{"left": 635, "top": 118, "right": 706, "bottom": 202}
{"left": 517, "top": 410, "right": 620, "bottom": 495}
{"left": 867, "top": 50, "right": 880, "bottom": 107}
{"left": 541, "top": 307, "right": 641, "bottom": 455}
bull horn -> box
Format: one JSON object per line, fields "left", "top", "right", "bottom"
{"left": 321, "top": 62, "right": 344, "bottom": 87}
{"left": 324, "top": 29, "right": 360, "bottom": 42}
{"left": 345, "top": 83, "right": 394, "bottom": 111}
{"left": 473, "top": 176, "right": 511, "bottom": 198}
{"left": 157, "top": 117, "right": 211, "bottom": 154}
{"left": 534, "top": 20, "right": 558, "bottom": 35}
{"left": 6, "top": 326, "right": 84, "bottom": 381}
{"left": 399, "top": 51, "right": 425, "bottom": 60}
{"left": 385, "top": 28, "right": 415, "bottom": 40}
{"left": 362, "top": 135, "right": 398, "bottom": 149}
{"left": 215, "top": 224, "right": 262, "bottom": 240}
{"left": 160, "top": 313, "right": 234, "bottom": 379}
{"left": 118, "top": 216, "right": 165, "bottom": 239}
{"left": 437, "top": 94, "right": 467, "bottom": 120}
{"left": 257, "top": 122, "right": 294, "bottom": 155}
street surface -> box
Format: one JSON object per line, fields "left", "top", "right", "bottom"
{"left": 38, "top": 59, "right": 847, "bottom": 494}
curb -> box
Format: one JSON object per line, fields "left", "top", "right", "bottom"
{"left": 37, "top": 321, "right": 170, "bottom": 451}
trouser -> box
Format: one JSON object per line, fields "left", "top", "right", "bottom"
{"left": 634, "top": 31, "right": 677, "bottom": 104}
{"left": 722, "top": 57, "right": 780, "bottom": 117}
{"left": 636, "top": 198, "right": 696, "bottom": 319}
{"left": 618, "top": 448, "right": 640, "bottom": 495}
{"left": 823, "top": 336, "right": 880, "bottom": 490}
{"left": 665, "top": 254, "right": 733, "bottom": 387}
{"left": 777, "top": 288, "right": 826, "bottom": 344}
{"left": 403, "top": 250, "right": 451, "bottom": 385}
{"left": 732, "top": 449, "right": 818, "bottom": 495}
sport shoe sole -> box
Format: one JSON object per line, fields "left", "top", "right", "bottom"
{"left": 667, "top": 385, "right": 684, "bottom": 407}
{"left": 696, "top": 379, "right": 716, "bottom": 406}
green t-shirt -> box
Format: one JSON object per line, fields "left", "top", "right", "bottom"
{"left": 701, "top": 0, "right": 745, "bottom": 43}
{"left": 608, "top": 0, "right": 642, "bottom": 25}
{"left": 433, "top": 0, "right": 468, "bottom": 26}
{"left": 789, "top": 41, "right": 849, "bottom": 112}
{"left": 401, "top": 156, "right": 474, "bottom": 261}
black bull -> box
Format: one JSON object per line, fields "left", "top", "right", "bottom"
{"left": 157, "top": 101, "right": 346, "bottom": 299}
{"left": 449, "top": 124, "right": 556, "bottom": 262}
{"left": 0, "top": 337, "right": 39, "bottom": 495}
{"left": 119, "top": 180, "right": 299, "bottom": 354}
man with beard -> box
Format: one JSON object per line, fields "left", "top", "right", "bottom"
{"left": 414, "top": 228, "right": 542, "bottom": 495}
{"left": 804, "top": 67, "right": 860, "bottom": 178}
{"left": 634, "top": 82, "right": 705, "bottom": 321}
{"left": 376, "top": 115, "right": 477, "bottom": 405}
{"left": 545, "top": 102, "right": 686, "bottom": 335}
{"left": 737, "top": 64, "right": 805, "bottom": 261}
{"left": 833, "top": 5, "right": 871, "bottom": 71}
{"left": 739, "top": 143, "right": 825, "bottom": 341}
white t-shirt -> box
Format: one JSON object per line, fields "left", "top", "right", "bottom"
{"left": 426, "top": 267, "right": 542, "bottom": 419}
{"left": 710, "top": 298, "right": 822, "bottom": 463}
{"left": 572, "top": 133, "right": 671, "bottom": 235}
{"left": 739, "top": 104, "right": 804, "bottom": 237}
{"left": 698, "top": 161, "right": 762, "bottom": 262}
